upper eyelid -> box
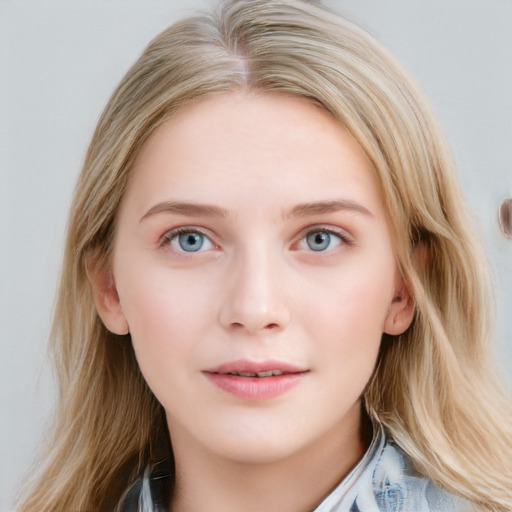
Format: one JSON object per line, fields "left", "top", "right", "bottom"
{"left": 298, "top": 224, "right": 352, "bottom": 241}
{"left": 159, "top": 225, "right": 216, "bottom": 245}
{"left": 301, "top": 229, "right": 345, "bottom": 246}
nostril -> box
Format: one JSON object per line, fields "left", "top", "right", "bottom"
{"left": 227, "top": 321, "right": 281, "bottom": 332}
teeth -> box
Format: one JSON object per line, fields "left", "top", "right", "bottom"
{"left": 226, "top": 370, "right": 285, "bottom": 378}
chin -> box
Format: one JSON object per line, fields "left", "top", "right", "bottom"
{"left": 200, "top": 419, "right": 322, "bottom": 465}
{"left": 213, "top": 437, "right": 303, "bottom": 465}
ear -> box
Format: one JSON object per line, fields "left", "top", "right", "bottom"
{"left": 86, "top": 256, "right": 129, "bottom": 335}
{"left": 383, "top": 273, "right": 414, "bottom": 336}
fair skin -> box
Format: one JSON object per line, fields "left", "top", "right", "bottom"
{"left": 92, "top": 92, "right": 414, "bottom": 512}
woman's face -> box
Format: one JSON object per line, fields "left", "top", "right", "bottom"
{"left": 96, "top": 92, "right": 413, "bottom": 464}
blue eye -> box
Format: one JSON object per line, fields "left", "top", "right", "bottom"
{"left": 168, "top": 230, "right": 214, "bottom": 252}
{"left": 305, "top": 230, "right": 342, "bottom": 251}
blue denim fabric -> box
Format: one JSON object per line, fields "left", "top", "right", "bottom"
{"left": 119, "top": 426, "right": 471, "bottom": 512}
{"left": 313, "top": 426, "right": 471, "bottom": 512}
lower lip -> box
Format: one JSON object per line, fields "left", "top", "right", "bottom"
{"left": 204, "top": 372, "right": 305, "bottom": 400}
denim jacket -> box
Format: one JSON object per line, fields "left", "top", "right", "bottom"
{"left": 118, "top": 426, "right": 471, "bottom": 512}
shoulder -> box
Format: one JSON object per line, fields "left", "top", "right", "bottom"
{"left": 365, "top": 440, "right": 471, "bottom": 511}
{"left": 315, "top": 427, "right": 473, "bottom": 512}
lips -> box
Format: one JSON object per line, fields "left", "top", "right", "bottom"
{"left": 203, "top": 360, "right": 308, "bottom": 400}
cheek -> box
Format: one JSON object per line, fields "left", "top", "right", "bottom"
{"left": 115, "top": 263, "right": 219, "bottom": 379}
{"left": 310, "top": 289, "right": 386, "bottom": 403}
{"left": 302, "top": 254, "right": 395, "bottom": 370}
{"left": 118, "top": 254, "right": 217, "bottom": 327}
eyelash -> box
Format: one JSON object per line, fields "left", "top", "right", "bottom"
{"left": 159, "top": 225, "right": 352, "bottom": 254}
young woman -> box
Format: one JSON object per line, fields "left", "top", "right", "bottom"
{"left": 17, "top": 0, "right": 511, "bottom": 511}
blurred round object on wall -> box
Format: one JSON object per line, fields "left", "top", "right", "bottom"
{"left": 498, "top": 198, "right": 512, "bottom": 239}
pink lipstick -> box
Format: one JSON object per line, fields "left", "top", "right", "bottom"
{"left": 203, "top": 360, "right": 308, "bottom": 400}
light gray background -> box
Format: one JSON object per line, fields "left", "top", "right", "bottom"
{"left": 1, "top": 1, "right": 510, "bottom": 510}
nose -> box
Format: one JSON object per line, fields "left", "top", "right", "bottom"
{"left": 217, "top": 247, "right": 291, "bottom": 335}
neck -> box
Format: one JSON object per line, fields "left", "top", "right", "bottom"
{"left": 168, "top": 405, "right": 371, "bottom": 512}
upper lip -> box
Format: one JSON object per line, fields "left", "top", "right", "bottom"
{"left": 205, "top": 359, "right": 308, "bottom": 376}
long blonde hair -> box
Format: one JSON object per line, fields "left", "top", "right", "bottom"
{"left": 18, "top": 1, "right": 511, "bottom": 510}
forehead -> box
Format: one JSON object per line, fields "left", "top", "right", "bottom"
{"left": 123, "top": 91, "right": 384, "bottom": 219}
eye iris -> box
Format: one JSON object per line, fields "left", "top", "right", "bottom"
{"left": 178, "top": 232, "right": 203, "bottom": 252}
{"left": 306, "top": 231, "right": 330, "bottom": 251}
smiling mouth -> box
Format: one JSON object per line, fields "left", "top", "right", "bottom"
{"left": 204, "top": 361, "right": 308, "bottom": 400}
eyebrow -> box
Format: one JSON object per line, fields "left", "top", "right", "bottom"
{"left": 284, "top": 199, "right": 373, "bottom": 219}
{"left": 140, "top": 198, "right": 372, "bottom": 223}
{"left": 140, "top": 201, "right": 232, "bottom": 222}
